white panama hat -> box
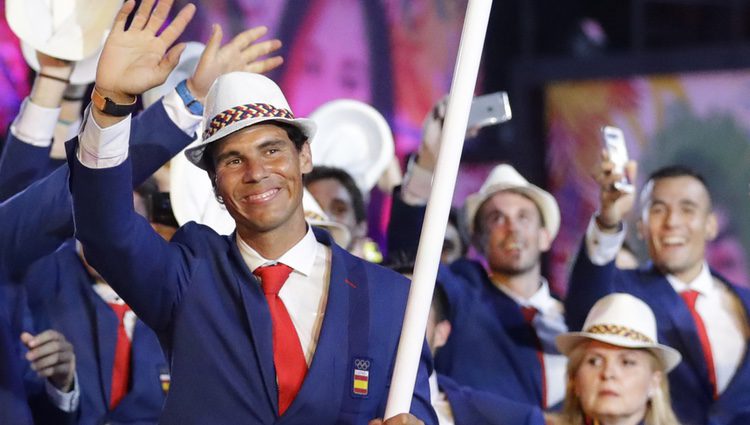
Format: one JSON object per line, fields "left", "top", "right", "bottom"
{"left": 20, "top": 41, "right": 101, "bottom": 85}
{"left": 556, "top": 293, "right": 682, "bottom": 372}
{"left": 464, "top": 164, "right": 561, "bottom": 239}
{"left": 7, "top": 0, "right": 122, "bottom": 61}
{"left": 184, "top": 72, "right": 316, "bottom": 170}
{"left": 309, "top": 99, "right": 395, "bottom": 193}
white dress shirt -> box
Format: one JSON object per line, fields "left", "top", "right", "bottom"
{"left": 666, "top": 263, "right": 749, "bottom": 393}
{"left": 92, "top": 282, "right": 137, "bottom": 340}
{"left": 10, "top": 98, "right": 60, "bottom": 147}
{"left": 429, "top": 372, "right": 455, "bottom": 425}
{"left": 585, "top": 216, "right": 749, "bottom": 394}
{"left": 237, "top": 226, "right": 331, "bottom": 365}
{"left": 493, "top": 278, "right": 568, "bottom": 408}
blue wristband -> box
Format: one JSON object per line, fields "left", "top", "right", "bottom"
{"left": 176, "top": 79, "right": 204, "bottom": 116}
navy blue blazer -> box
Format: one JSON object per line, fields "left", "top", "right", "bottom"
{"left": 0, "top": 99, "right": 193, "bottom": 282}
{"left": 438, "top": 374, "right": 545, "bottom": 425}
{"left": 387, "top": 192, "right": 549, "bottom": 408}
{"left": 24, "top": 242, "right": 168, "bottom": 425}
{"left": 0, "top": 131, "right": 58, "bottom": 201}
{"left": 566, "top": 243, "right": 750, "bottom": 425}
{"left": 0, "top": 100, "right": 192, "bottom": 424}
{"left": 68, "top": 152, "right": 437, "bottom": 424}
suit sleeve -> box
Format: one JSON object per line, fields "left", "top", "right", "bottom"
{"left": 386, "top": 186, "right": 427, "bottom": 262}
{"left": 69, "top": 146, "right": 193, "bottom": 332}
{"left": 0, "top": 132, "right": 56, "bottom": 201}
{"left": 0, "top": 99, "right": 193, "bottom": 281}
{"left": 564, "top": 239, "right": 619, "bottom": 331}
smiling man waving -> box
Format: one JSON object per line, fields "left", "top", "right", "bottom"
{"left": 67, "top": 0, "right": 436, "bottom": 424}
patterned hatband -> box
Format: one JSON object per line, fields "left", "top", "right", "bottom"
{"left": 203, "top": 103, "right": 295, "bottom": 140}
{"left": 584, "top": 324, "right": 654, "bottom": 344}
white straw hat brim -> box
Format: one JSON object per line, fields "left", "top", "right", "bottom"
{"left": 556, "top": 332, "right": 682, "bottom": 372}
{"left": 464, "top": 182, "right": 560, "bottom": 239}
{"left": 184, "top": 116, "right": 317, "bottom": 171}
{"left": 21, "top": 41, "right": 101, "bottom": 85}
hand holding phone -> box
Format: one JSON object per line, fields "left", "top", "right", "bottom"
{"left": 466, "top": 91, "right": 512, "bottom": 137}
{"left": 601, "top": 126, "right": 634, "bottom": 193}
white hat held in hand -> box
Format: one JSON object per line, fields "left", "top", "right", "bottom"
{"left": 556, "top": 293, "right": 682, "bottom": 372}
{"left": 309, "top": 99, "right": 394, "bottom": 193}
{"left": 7, "top": 0, "right": 122, "bottom": 61}
{"left": 20, "top": 42, "right": 101, "bottom": 85}
{"left": 464, "top": 163, "right": 561, "bottom": 239}
{"left": 185, "top": 72, "right": 316, "bottom": 170}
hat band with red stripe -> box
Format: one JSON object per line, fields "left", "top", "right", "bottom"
{"left": 202, "top": 103, "right": 294, "bottom": 140}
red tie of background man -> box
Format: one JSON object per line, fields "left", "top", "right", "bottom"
{"left": 254, "top": 264, "right": 308, "bottom": 415}
{"left": 680, "top": 289, "right": 718, "bottom": 399}
{"left": 109, "top": 303, "right": 132, "bottom": 409}
{"left": 521, "top": 306, "right": 547, "bottom": 408}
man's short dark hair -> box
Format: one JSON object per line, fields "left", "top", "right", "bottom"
{"left": 304, "top": 166, "right": 366, "bottom": 224}
{"left": 203, "top": 120, "right": 309, "bottom": 175}
{"left": 646, "top": 165, "right": 709, "bottom": 189}
{"left": 644, "top": 165, "right": 712, "bottom": 207}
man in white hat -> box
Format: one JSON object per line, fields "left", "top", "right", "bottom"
{"left": 2, "top": 5, "right": 288, "bottom": 423}
{"left": 387, "top": 104, "right": 568, "bottom": 410}
{"left": 567, "top": 157, "right": 750, "bottom": 424}
{"left": 67, "top": 1, "right": 435, "bottom": 423}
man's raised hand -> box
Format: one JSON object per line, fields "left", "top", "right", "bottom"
{"left": 95, "top": 0, "right": 196, "bottom": 104}
{"left": 186, "top": 24, "right": 283, "bottom": 103}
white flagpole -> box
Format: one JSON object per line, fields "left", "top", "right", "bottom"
{"left": 384, "top": 0, "right": 495, "bottom": 419}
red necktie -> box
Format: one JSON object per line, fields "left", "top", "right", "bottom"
{"left": 521, "top": 306, "right": 547, "bottom": 408}
{"left": 254, "top": 264, "right": 307, "bottom": 415}
{"left": 109, "top": 303, "right": 132, "bottom": 408}
{"left": 680, "top": 290, "right": 718, "bottom": 399}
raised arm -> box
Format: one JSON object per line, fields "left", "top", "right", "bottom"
{"left": 0, "top": 53, "right": 74, "bottom": 201}
{"left": 565, "top": 151, "right": 638, "bottom": 330}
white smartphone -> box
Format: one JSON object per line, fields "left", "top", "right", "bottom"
{"left": 466, "top": 92, "right": 512, "bottom": 136}
{"left": 601, "top": 126, "right": 634, "bottom": 193}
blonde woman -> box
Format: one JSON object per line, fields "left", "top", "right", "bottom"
{"left": 550, "top": 293, "right": 682, "bottom": 425}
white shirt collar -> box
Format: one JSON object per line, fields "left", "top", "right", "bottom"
{"left": 236, "top": 226, "right": 318, "bottom": 277}
{"left": 666, "top": 261, "right": 714, "bottom": 296}
{"left": 428, "top": 372, "right": 443, "bottom": 404}
{"left": 493, "top": 277, "right": 557, "bottom": 312}
{"left": 92, "top": 282, "right": 126, "bottom": 305}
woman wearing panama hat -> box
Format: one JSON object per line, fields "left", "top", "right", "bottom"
{"left": 549, "top": 293, "right": 682, "bottom": 425}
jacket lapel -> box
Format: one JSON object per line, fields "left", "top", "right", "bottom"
{"left": 89, "top": 289, "right": 118, "bottom": 410}
{"left": 229, "top": 237, "right": 279, "bottom": 412}
{"left": 279, "top": 241, "right": 350, "bottom": 423}
{"left": 640, "top": 267, "right": 712, "bottom": 396}
{"left": 483, "top": 279, "right": 543, "bottom": 405}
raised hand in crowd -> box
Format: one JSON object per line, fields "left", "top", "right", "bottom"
{"left": 592, "top": 149, "right": 637, "bottom": 232}
{"left": 30, "top": 52, "right": 74, "bottom": 109}
{"left": 415, "top": 96, "right": 447, "bottom": 173}
{"left": 93, "top": 0, "right": 196, "bottom": 126}
{"left": 186, "top": 24, "right": 283, "bottom": 103}
{"left": 20, "top": 330, "right": 76, "bottom": 392}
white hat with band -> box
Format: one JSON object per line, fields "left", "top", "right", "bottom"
{"left": 556, "top": 293, "right": 682, "bottom": 372}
